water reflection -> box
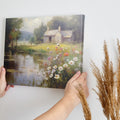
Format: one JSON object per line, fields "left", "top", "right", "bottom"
{"left": 5, "top": 52, "right": 46, "bottom": 87}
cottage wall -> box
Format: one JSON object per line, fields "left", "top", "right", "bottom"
{"left": 54, "top": 32, "right": 62, "bottom": 43}
{"left": 44, "top": 36, "right": 49, "bottom": 43}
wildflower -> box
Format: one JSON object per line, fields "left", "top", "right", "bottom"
{"left": 47, "top": 66, "right": 51, "bottom": 70}
{"left": 52, "top": 69, "right": 56, "bottom": 73}
{"left": 72, "top": 48, "right": 75, "bottom": 51}
{"left": 44, "top": 63, "right": 48, "bottom": 66}
{"left": 54, "top": 74, "right": 60, "bottom": 79}
{"left": 57, "top": 43, "right": 60, "bottom": 46}
{"left": 64, "top": 52, "right": 69, "bottom": 56}
{"left": 66, "top": 59, "right": 69, "bottom": 62}
{"left": 48, "top": 56, "right": 51, "bottom": 60}
{"left": 58, "top": 66, "right": 63, "bottom": 71}
{"left": 49, "top": 51, "right": 53, "bottom": 54}
{"left": 42, "top": 72, "right": 46, "bottom": 75}
{"left": 73, "top": 57, "right": 78, "bottom": 61}
{"left": 53, "top": 65, "right": 57, "bottom": 69}
{"left": 49, "top": 74, "right": 53, "bottom": 78}
{"left": 47, "top": 47, "right": 49, "bottom": 50}
{"left": 75, "top": 50, "right": 79, "bottom": 54}
{"left": 47, "top": 70, "right": 51, "bottom": 74}
{"left": 63, "top": 64, "right": 68, "bottom": 68}
{"left": 56, "top": 47, "right": 58, "bottom": 51}
{"left": 59, "top": 53, "right": 62, "bottom": 57}
{"left": 60, "top": 48, "right": 63, "bottom": 51}
{"left": 80, "top": 51, "right": 82, "bottom": 54}
{"left": 45, "top": 77, "right": 48, "bottom": 80}
{"left": 53, "top": 58, "right": 56, "bottom": 60}
{"left": 69, "top": 60, "right": 75, "bottom": 65}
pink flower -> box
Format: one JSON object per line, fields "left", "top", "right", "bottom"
{"left": 48, "top": 57, "right": 51, "bottom": 60}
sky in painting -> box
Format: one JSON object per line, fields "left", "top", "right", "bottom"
{"left": 20, "top": 15, "right": 72, "bottom": 33}
{"left": 20, "top": 16, "right": 52, "bottom": 33}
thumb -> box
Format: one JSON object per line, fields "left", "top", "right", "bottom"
{"left": 1, "top": 67, "right": 6, "bottom": 80}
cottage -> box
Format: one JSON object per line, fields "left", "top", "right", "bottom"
{"left": 43, "top": 26, "right": 73, "bottom": 43}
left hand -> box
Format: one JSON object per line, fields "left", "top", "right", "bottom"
{"left": 0, "top": 67, "right": 11, "bottom": 97}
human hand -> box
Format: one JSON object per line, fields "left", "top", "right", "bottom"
{"left": 64, "top": 71, "right": 89, "bottom": 107}
{"left": 0, "top": 67, "right": 12, "bottom": 97}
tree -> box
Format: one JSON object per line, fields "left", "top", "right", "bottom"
{"left": 34, "top": 23, "right": 47, "bottom": 43}
{"left": 29, "top": 37, "right": 34, "bottom": 45}
{"left": 5, "top": 18, "right": 23, "bottom": 50}
{"left": 47, "top": 16, "right": 69, "bottom": 30}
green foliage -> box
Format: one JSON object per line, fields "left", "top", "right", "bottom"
{"left": 34, "top": 23, "right": 47, "bottom": 43}
{"left": 5, "top": 18, "right": 23, "bottom": 49}
{"left": 47, "top": 16, "right": 69, "bottom": 30}
{"left": 29, "top": 37, "right": 34, "bottom": 45}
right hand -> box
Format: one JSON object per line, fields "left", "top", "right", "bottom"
{"left": 64, "top": 71, "right": 89, "bottom": 107}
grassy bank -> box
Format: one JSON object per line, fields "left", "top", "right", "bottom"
{"left": 16, "top": 43, "right": 83, "bottom": 54}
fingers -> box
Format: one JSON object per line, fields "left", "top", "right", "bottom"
{"left": 79, "top": 72, "right": 87, "bottom": 80}
{"left": 0, "top": 91, "right": 6, "bottom": 97}
{"left": 77, "top": 72, "right": 87, "bottom": 83}
{"left": 69, "top": 71, "right": 81, "bottom": 82}
{"left": 5, "top": 85, "right": 11, "bottom": 91}
{"left": 72, "top": 72, "right": 87, "bottom": 87}
{"left": 0, "top": 67, "right": 2, "bottom": 77}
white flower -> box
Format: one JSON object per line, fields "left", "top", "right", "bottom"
{"left": 45, "top": 77, "right": 48, "bottom": 80}
{"left": 54, "top": 74, "right": 60, "bottom": 79}
{"left": 57, "top": 43, "right": 60, "bottom": 46}
{"left": 69, "top": 60, "right": 75, "bottom": 65}
{"left": 47, "top": 67, "right": 51, "bottom": 70}
{"left": 53, "top": 65, "right": 57, "bottom": 69}
{"left": 49, "top": 74, "right": 53, "bottom": 78}
{"left": 42, "top": 72, "right": 46, "bottom": 75}
{"left": 47, "top": 47, "right": 49, "bottom": 50}
{"left": 53, "top": 58, "right": 56, "bottom": 60}
{"left": 73, "top": 57, "right": 78, "bottom": 61}
{"left": 66, "top": 59, "right": 69, "bottom": 62}
{"left": 58, "top": 66, "right": 63, "bottom": 71}
{"left": 56, "top": 54, "right": 59, "bottom": 57}
{"left": 63, "top": 64, "right": 68, "bottom": 68}
{"left": 75, "top": 50, "right": 79, "bottom": 54}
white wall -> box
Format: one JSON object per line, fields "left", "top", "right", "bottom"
{"left": 0, "top": 0, "right": 120, "bottom": 120}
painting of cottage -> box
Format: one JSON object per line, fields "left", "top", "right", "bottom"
{"left": 44, "top": 26, "right": 73, "bottom": 43}
{"left": 4, "top": 15, "right": 84, "bottom": 88}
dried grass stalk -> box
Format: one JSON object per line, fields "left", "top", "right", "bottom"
{"left": 91, "top": 40, "right": 120, "bottom": 120}
{"left": 76, "top": 84, "right": 91, "bottom": 120}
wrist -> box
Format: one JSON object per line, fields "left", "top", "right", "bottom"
{"left": 62, "top": 95, "right": 80, "bottom": 109}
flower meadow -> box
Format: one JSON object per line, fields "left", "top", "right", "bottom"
{"left": 40, "top": 43, "right": 83, "bottom": 88}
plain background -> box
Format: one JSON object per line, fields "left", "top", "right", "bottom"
{"left": 0, "top": 0, "right": 120, "bottom": 120}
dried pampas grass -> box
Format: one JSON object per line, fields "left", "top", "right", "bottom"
{"left": 91, "top": 40, "right": 120, "bottom": 120}
{"left": 76, "top": 85, "right": 91, "bottom": 120}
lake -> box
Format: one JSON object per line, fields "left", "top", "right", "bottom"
{"left": 4, "top": 52, "right": 47, "bottom": 87}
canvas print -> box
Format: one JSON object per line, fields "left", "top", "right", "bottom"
{"left": 4, "top": 15, "right": 84, "bottom": 88}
